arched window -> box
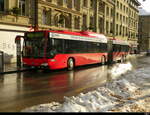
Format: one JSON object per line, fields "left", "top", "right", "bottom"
{"left": 54, "top": 12, "right": 71, "bottom": 28}
{"left": 54, "top": 13, "right": 65, "bottom": 27}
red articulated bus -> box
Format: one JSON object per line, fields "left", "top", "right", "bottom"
{"left": 22, "top": 30, "right": 108, "bottom": 70}
{"left": 109, "top": 38, "right": 130, "bottom": 63}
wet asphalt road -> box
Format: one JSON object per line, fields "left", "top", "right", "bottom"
{"left": 0, "top": 55, "right": 144, "bottom": 112}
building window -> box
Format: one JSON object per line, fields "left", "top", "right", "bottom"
{"left": 83, "top": 0, "right": 87, "bottom": 7}
{"left": 106, "top": 21, "right": 109, "bottom": 34}
{"left": 120, "top": 25, "right": 122, "bottom": 35}
{"left": 90, "top": 0, "right": 94, "bottom": 9}
{"left": 83, "top": 14, "right": 87, "bottom": 30}
{"left": 120, "top": 14, "right": 122, "bottom": 22}
{"left": 0, "top": 0, "right": 4, "bottom": 12}
{"left": 122, "top": 26, "right": 125, "bottom": 36}
{"left": 110, "top": 22, "right": 113, "bottom": 34}
{"left": 57, "top": 0, "right": 62, "bottom": 6}
{"left": 111, "top": 8, "right": 113, "bottom": 17}
{"left": 68, "top": 0, "right": 72, "bottom": 8}
{"left": 120, "top": 3, "right": 122, "bottom": 10}
{"left": 73, "top": 0, "right": 79, "bottom": 11}
{"left": 89, "top": 16, "right": 94, "bottom": 31}
{"left": 117, "top": 1, "right": 119, "bottom": 9}
{"left": 117, "top": 13, "right": 119, "bottom": 21}
{"left": 106, "top": 7, "right": 109, "bottom": 16}
{"left": 99, "top": 1, "right": 104, "bottom": 13}
{"left": 54, "top": 13, "right": 70, "bottom": 28}
{"left": 19, "top": 0, "right": 25, "bottom": 16}
{"left": 116, "top": 24, "right": 118, "bottom": 35}
{"left": 74, "top": 16, "right": 80, "bottom": 29}
{"left": 99, "top": 17, "right": 104, "bottom": 33}
{"left": 42, "top": 10, "right": 48, "bottom": 25}
{"left": 47, "top": 0, "right": 52, "bottom": 2}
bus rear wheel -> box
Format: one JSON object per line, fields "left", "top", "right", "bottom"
{"left": 67, "top": 58, "right": 74, "bottom": 71}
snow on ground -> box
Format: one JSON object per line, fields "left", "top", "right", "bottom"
{"left": 22, "top": 56, "right": 150, "bottom": 112}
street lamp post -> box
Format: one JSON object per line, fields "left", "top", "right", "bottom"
{"left": 113, "top": 0, "right": 116, "bottom": 39}
{"left": 34, "top": 0, "right": 38, "bottom": 31}
{"left": 147, "top": 33, "right": 150, "bottom": 55}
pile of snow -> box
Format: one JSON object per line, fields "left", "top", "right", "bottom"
{"left": 22, "top": 57, "right": 150, "bottom": 112}
{"left": 111, "top": 62, "right": 132, "bottom": 77}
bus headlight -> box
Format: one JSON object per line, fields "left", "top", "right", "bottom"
{"left": 50, "top": 59, "right": 56, "bottom": 62}
{"left": 41, "top": 63, "right": 48, "bottom": 66}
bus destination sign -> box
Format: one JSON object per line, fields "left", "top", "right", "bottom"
{"left": 26, "top": 32, "right": 44, "bottom": 38}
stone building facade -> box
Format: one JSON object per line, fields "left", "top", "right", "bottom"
{"left": 138, "top": 15, "right": 150, "bottom": 52}
{"left": 0, "top": 0, "right": 140, "bottom": 63}
{"left": 0, "top": 0, "right": 31, "bottom": 63}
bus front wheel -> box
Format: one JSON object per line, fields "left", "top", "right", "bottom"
{"left": 67, "top": 58, "right": 74, "bottom": 71}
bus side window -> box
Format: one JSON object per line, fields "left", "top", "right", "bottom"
{"left": 100, "top": 43, "right": 105, "bottom": 53}
{"left": 64, "top": 40, "right": 68, "bottom": 53}
{"left": 124, "top": 45, "right": 126, "bottom": 52}
{"left": 101, "top": 44, "right": 103, "bottom": 52}
{"left": 120, "top": 45, "right": 123, "bottom": 52}
{"left": 101, "top": 43, "right": 105, "bottom": 53}
{"left": 51, "top": 39, "right": 63, "bottom": 53}
{"left": 104, "top": 43, "right": 107, "bottom": 52}
{"left": 66, "top": 40, "right": 75, "bottom": 53}
{"left": 127, "top": 46, "right": 129, "bottom": 52}
{"left": 118, "top": 45, "right": 121, "bottom": 52}
{"left": 87, "top": 42, "right": 92, "bottom": 53}
{"left": 113, "top": 44, "right": 116, "bottom": 52}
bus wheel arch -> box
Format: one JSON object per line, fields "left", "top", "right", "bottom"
{"left": 67, "top": 57, "right": 75, "bottom": 71}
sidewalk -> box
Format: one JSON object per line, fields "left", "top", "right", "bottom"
{"left": 0, "top": 63, "right": 30, "bottom": 74}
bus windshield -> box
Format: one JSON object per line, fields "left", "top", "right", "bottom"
{"left": 23, "top": 32, "right": 46, "bottom": 58}
{"left": 45, "top": 38, "right": 64, "bottom": 58}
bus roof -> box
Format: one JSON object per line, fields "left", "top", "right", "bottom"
{"left": 48, "top": 30, "right": 108, "bottom": 43}
{"left": 47, "top": 30, "right": 106, "bottom": 38}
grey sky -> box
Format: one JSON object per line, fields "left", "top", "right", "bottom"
{"left": 138, "top": 0, "right": 150, "bottom": 12}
